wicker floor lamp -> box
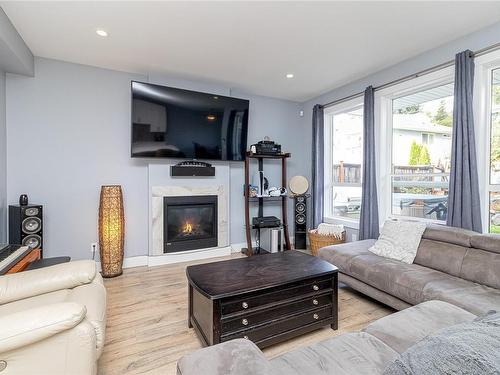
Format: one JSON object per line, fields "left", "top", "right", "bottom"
{"left": 99, "top": 185, "right": 124, "bottom": 278}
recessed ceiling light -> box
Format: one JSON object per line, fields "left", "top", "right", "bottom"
{"left": 96, "top": 29, "right": 108, "bottom": 37}
{"left": 286, "top": 73, "right": 294, "bottom": 79}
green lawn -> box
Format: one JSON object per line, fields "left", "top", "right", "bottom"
{"left": 490, "top": 225, "right": 500, "bottom": 234}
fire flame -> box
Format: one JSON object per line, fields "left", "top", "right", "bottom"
{"left": 182, "top": 221, "right": 193, "bottom": 234}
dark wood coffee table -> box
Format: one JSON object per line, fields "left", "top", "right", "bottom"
{"left": 186, "top": 251, "right": 338, "bottom": 349}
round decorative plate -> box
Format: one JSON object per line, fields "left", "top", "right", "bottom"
{"left": 289, "top": 175, "right": 309, "bottom": 195}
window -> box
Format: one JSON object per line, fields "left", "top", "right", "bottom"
{"left": 324, "top": 102, "right": 363, "bottom": 222}
{"left": 489, "top": 68, "right": 500, "bottom": 233}
{"left": 390, "top": 82, "right": 454, "bottom": 221}
{"left": 421, "top": 133, "right": 434, "bottom": 145}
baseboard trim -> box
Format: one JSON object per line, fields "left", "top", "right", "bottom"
{"left": 230, "top": 241, "right": 256, "bottom": 253}
{"left": 97, "top": 246, "right": 234, "bottom": 270}
{"left": 123, "top": 256, "right": 149, "bottom": 268}
{"left": 147, "top": 246, "right": 232, "bottom": 267}
{"left": 100, "top": 237, "right": 302, "bottom": 271}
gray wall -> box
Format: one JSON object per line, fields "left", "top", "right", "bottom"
{"left": 6, "top": 57, "right": 306, "bottom": 259}
{"left": 0, "top": 5, "right": 32, "bottom": 244}
{"left": 301, "top": 20, "right": 500, "bottom": 235}
{"left": 0, "top": 8, "right": 33, "bottom": 76}
{"left": 0, "top": 70, "right": 6, "bottom": 243}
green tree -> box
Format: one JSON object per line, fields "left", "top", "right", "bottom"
{"left": 432, "top": 100, "right": 453, "bottom": 127}
{"left": 492, "top": 115, "right": 500, "bottom": 163}
{"left": 418, "top": 145, "right": 431, "bottom": 165}
{"left": 493, "top": 84, "right": 500, "bottom": 107}
{"left": 409, "top": 141, "right": 422, "bottom": 165}
{"left": 409, "top": 142, "right": 431, "bottom": 166}
{"left": 397, "top": 104, "right": 420, "bottom": 114}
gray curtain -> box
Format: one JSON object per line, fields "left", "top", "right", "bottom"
{"left": 312, "top": 104, "right": 324, "bottom": 228}
{"left": 359, "top": 86, "right": 380, "bottom": 240}
{"left": 447, "top": 50, "right": 482, "bottom": 232}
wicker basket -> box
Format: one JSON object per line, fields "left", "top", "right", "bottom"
{"left": 308, "top": 229, "right": 346, "bottom": 256}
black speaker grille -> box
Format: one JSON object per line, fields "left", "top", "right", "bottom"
{"left": 22, "top": 217, "right": 41, "bottom": 234}
{"left": 296, "top": 202, "right": 306, "bottom": 213}
{"left": 22, "top": 234, "right": 42, "bottom": 249}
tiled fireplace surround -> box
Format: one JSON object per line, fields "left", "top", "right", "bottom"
{"left": 147, "top": 163, "right": 231, "bottom": 266}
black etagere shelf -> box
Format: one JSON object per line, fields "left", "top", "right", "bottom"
{"left": 243, "top": 152, "right": 291, "bottom": 256}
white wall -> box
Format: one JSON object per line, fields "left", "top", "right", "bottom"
{"left": 6, "top": 57, "right": 306, "bottom": 259}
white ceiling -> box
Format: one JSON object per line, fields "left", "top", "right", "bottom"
{"left": 3, "top": 1, "right": 500, "bottom": 102}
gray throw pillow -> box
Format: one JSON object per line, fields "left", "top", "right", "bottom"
{"left": 383, "top": 311, "right": 500, "bottom": 375}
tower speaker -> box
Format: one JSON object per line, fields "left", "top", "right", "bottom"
{"left": 294, "top": 195, "right": 307, "bottom": 249}
{"left": 9, "top": 205, "right": 43, "bottom": 255}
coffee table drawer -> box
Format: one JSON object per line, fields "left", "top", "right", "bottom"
{"left": 221, "top": 305, "right": 332, "bottom": 343}
{"left": 221, "top": 293, "right": 332, "bottom": 333}
{"left": 221, "top": 277, "right": 332, "bottom": 315}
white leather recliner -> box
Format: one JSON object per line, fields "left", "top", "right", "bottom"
{"left": 0, "top": 260, "right": 106, "bottom": 375}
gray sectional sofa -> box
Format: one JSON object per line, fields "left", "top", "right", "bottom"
{"left": 319, "top": 224, "right": 500, "bottom": 315}
{"left": 177, "top": 225, "right": 500, "bottom": 374}
{"left": 177, "top": 301, "right": 478, "bottom": 374}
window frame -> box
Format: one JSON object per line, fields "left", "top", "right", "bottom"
{"left": 375, "top": 66, "right": 455, "bottom": 224}
{"left": 323, "top": 97, "right": 364, "bottom": 228}
{"left": 474, "top": 49, "right": 500, "bottom": 233}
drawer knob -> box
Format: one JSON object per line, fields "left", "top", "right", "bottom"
{"left": 242, "top": 318, "right": 249, "bottom": 326}
{"left": 242, "top": 302, "right": 249, "bottom": 309}
{"left": 312, "top": 299, "right": 319, "bottom": 305}
{"left": 243, "top": 335, "right": 249, "bottom": 340}
{"left": 313, "top": 313, "right": 319, "bottom": 320}
{"left": 313, "top": 285, "right": 319, "bottom": 291}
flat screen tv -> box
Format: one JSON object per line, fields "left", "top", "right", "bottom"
{"left": 131, "top": 81, "right": 249, "bottom": 161}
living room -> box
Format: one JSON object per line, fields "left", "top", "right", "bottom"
{"left": 0, "top": 1, "right": 499, "bottom": 374}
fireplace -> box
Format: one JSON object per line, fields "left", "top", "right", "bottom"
{"left": 163, "top": 195, "right": 218, "bottom": 253}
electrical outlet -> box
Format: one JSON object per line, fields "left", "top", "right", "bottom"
{"left": 91, "top": 243, "right": 98, "bottom": 258}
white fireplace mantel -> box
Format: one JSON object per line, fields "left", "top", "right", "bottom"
{"left": 147, "top": 163, "right": 231, "bottom": 265}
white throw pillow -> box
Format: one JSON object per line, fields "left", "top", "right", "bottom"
{"left": 368, "top": 220, "right": 427, "bottom": 264}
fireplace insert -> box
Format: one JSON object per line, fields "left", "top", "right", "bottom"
{"left": 163, "top": 195, "right": 218, "bottom": 253}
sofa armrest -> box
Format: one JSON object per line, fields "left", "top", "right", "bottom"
{"left": 177, "top": 339, "right": 278, "bottom": 375}
{"left": 0, "top": 302, "right": 86, "bottom": 353}
{"left": 0, "top": 260, "right": 97, "bottom": 304}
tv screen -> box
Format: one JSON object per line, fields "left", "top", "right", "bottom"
{"left": 131, "top": 81, "right": 249, "bottom": 161}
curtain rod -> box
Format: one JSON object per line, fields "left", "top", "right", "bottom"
{"left": 322, "top": 40, "right": 500, "bottom": 109}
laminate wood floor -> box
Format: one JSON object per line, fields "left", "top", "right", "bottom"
{"left": 98, "top": 253, "right": 394, "bottom": 375}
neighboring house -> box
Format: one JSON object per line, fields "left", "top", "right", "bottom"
{"left": 331, "top": 112, "right": 452, "bottom": 219}
{"left": 393, "top": 113, "right": 452, "bottom": 170}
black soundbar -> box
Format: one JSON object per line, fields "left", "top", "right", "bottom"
{"left": 170, "top": 165, "right": 216, "bottom": 177}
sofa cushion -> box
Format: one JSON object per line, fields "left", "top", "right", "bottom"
{"left": 413, "top": 239, "right": 468, "bottom": 278}
{"left": 363, "top": 301, "right": 476, "bottom": 354}
{"left": 423, "top": 277, "right": 500, "bottom": 315}
{"left": 270, "top": 332, "right": 398, "bottom": 375}
{"left": 0, "top": 275, "right": 107, "bottom": 358}
{"left": 459, "top": 247, "right": 500, "bottom": 290}
{"left": 348, "top": 254, "right": 450, "bottom": 305}
{"left": 177, "top": 339, "right": 276, "bottom": 375}
{"left": 318, "top": 239, "right": 375, "bottom": 275}
{"left": 383, "top": 311, "right": 500, "bottom": 375}
{"left": 470, "top": 234, "right": 500, "bottom": 254}
{"left": 340, "top": 273, "right": 412, "bottom": 311}
{"left": 421, "top": 224, "right": 475, "bottom": 247}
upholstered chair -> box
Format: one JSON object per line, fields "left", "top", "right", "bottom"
{"left": 0, "top": 260, "right": 106, "bottom": 375}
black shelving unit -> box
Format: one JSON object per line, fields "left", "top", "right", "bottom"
{"left": 243, "top": 152, "right": 291, "bottom": 256}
